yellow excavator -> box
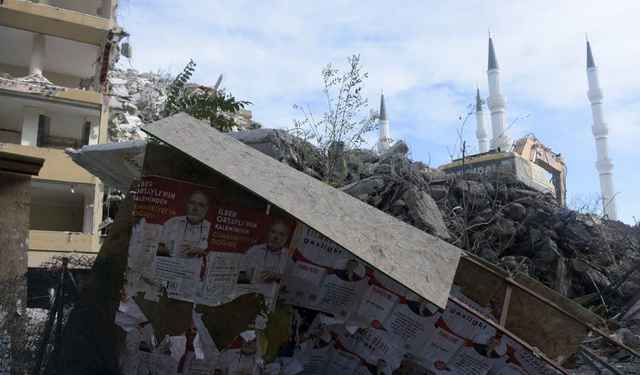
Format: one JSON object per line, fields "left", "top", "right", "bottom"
{"left": 439, "top": 135, "right": 567, "bottom": 205}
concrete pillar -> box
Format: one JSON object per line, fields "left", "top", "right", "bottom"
{"left": 85, "top": 115, "right": 100, "bottom": 145}
{"left": 0, "top": 171, "right": 32, "bottom": 374}
{"left": 29, "top": 34, "right": 46, "bottom": 76}
{"left": 98, "top": 99, "right": 109, "bottom": 144}
{"left": 21, "top": 106, "right": 44, "bottom": 146}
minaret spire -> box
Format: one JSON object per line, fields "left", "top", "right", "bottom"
{"left": 486, "top": 32, "right": 511, "bottom": 151}
{"left": 585, "top": 38, "right": 618, "bottom": 219}
{"left": 377, "top": 87, "right": 391, "bottom": 152}
{"left": 475, "top": 82, "right": 489, "bottom": 153}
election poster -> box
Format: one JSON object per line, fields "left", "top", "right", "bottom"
{"left": 198, "top": 203, "right": 295, "bottom": 309}
{"left": 279, "top": 225, "right": 369, "bottom": 318}
{"left": 418, "top": 288, "right": 502, "bottom": 374}
{"left": 325, "top": 325, "right": 403, "bottom": 375}
{"left": 291, "top": 314, "right": 337, "bottom": 375}
{"left": 488, "top": 337, "right": 559, "bottom": 375}
{"left": 348, "top": 270, "right": 404, "bottom": 331}
{"left": 220, "top": 333, "right": 264, "bottom": 375}
{"left": 378, "top": 289, "right": 441, "bottom": 361}
{"left": 127, "top": 175, "right": 219, "bottom": 302}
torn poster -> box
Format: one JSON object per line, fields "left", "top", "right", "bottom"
{"left": 128, "top": 175, "right": 219, "bottom": 302}
{"left": 279, "top": 225, "right": 369, "bottom": 318}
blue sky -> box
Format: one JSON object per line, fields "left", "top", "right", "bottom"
{"left": 118, "top": 0, "right": 640, "bottom": 224}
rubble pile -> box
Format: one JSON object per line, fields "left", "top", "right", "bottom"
{"left": 107, "top": 69, "right": 261, "bottom": 142}
{"left": 257, "top": 134, "right": 640, "bottom": 371}
{"left": 249, "top": 130, "right": 640, "bottom": 310}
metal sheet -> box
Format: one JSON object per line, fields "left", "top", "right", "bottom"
{"left": 142, "top": 113, "right": 461, "bottom": 309}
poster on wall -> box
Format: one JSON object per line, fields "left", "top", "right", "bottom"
{"left": 417, "top": 288, "right": 504, "bottom": 374}
{"left": 199, "top": 203, "right": 296, "bottom": 310}
{"left": 279, "top": 225, "right": 369, "bottom": 318}
{"left": 126, "top": 175, "right": 219, "bottom": 302}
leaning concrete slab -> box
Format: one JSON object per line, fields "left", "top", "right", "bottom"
{"left": 142, "top": 113, "right": 460, "bottom": 309}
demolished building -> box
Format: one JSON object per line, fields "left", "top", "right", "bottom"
{"left": 0, "top": 0, "right": 126, "bottom": 268}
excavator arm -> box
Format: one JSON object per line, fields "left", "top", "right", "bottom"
{"left": 512, "top": 135, "right": 567, "bottom": 205}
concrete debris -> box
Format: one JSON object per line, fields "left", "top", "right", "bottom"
{"left": 106, "top": 69, "right": 261, "bottom": 142}
{"left": 0, "top": 73, "right": 67, "bottom": 97}
{"left": 403, "top": 187, "right": 451, "bottom": 240}
{"left": 232, "top": 130, "right": 640, "bottom": 309}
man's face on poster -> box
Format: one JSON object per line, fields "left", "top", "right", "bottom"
{"left": 267, "top": 222, "right": 289, "bottom": 251}
{"left": 376, "top": 359, "right": 387, "bottom": 369}
{"left": 486, "top": 336, "right": 502, "bottom": 352}
{"left": 240, "top": 339, "right": 257, "bottom": 356}
{"left": 346, "top": 259, "right": 359, "bottom": 272}
{"left": 186, "top": 192, "right": 209, "bottom": 224}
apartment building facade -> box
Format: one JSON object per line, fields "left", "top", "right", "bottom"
{"left": 0, "top": 0, "right": 125, "bottom": 267}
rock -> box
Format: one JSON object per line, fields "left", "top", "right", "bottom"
{"left": 340, "top": 177, "right": 385, "bottom": 200}
{"left": 428, "top": 186, "right": 449, "bottom": 201}
{"left": 452, "top": 180, "right": 487, "bottom": 198}
{"left": 383, "top": 140, "right": 409, "bottom": 157}
{"left": 479, "top": 248, "right": 498, "bottom": 263}
{"left": 497, "top": 217, "right": 516, "bottom": 240}
{"left": 410, "top": 161, "right": 430, "bottom": 174}
{"left": 375, "top": 164, "right": 394, "bottom": 174}
{"left": 500, "top": 256, "right": 519, "bottom": 272}
{"left": 535, "top": 238, "right": 559, "bottom": 263}
{"left": 357, "top": 163, "right": 374, "bottom": 178}
{"left": 533, "top": 256, "right": 550, "bottom": 272}
{"left": 496, "top": 184, "right": 508, "bottom": 200}
{"left": 389, "top": 199, "right": 406, "bottom": 216}
{"left": 485, "top": 182, "right": 495, "bottom": 195}
{"left": 507, "top": 203, "right": 527, "bottom": 221}
{"left": 378, "top": 153, "right": 402, "bottom": 166}
{"left": 529, "top": 228, "right": 542, "bottom": 244}
{"left": 571, "top": 258, "right": 589, "bottom": 274}
{"left": 532, "top": 209, "right": 549, "bottom": 223}
{"left": 616, "top": 328, "right": 640, "bottom": 349}
{"left": 345, "top": 149, "right": 379, "bottom": 169}
{"left": 403, "top": 188, "right": 450, "bottom": 240}
{"left": 564, "top": 222, "right": 592, "bottom": 245}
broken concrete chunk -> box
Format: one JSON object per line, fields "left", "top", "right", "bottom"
{"left": 428, "top": 186, "right": 448, "bottom": 201}
{"left": 570, "top": 258, "right": 589, "bottom": 274}
{"left": 340, "top": 177, "right": 385, "bottom": 200}
{"left": 507, "top": 202, "right": 527, "bottom": 221}
{"left": 403, "top": 188, "right": 450, "bottom": 240}
{"left": 564, "top": 222, "right": 592, "bottom": 245}
{"left": 536, "top": 238, "right": 559, "bottom": 263}
{"left": 382, "top": 140, "right": 409, "bottom": 156}
{"left": 389, "top": 199, "right": 406, "bottom": 216}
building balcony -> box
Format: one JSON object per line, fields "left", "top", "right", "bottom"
{"left": 0, "top": 24, "right": 103, "bottom": 90}
{"left": 0, "top": 89, "right": 106, "bottom": 168}
{"left": 0, "top": 144, "right": 96, "bottom": 184}
{"left": 0, "top": 0, "right": 114, "bottom": 45}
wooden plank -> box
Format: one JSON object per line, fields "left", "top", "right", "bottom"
{"left": 142, "top": 113, "right": 461, "bottom": 309}
{"left": 500, "top": 284, "right": 512, "bottom": 326}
